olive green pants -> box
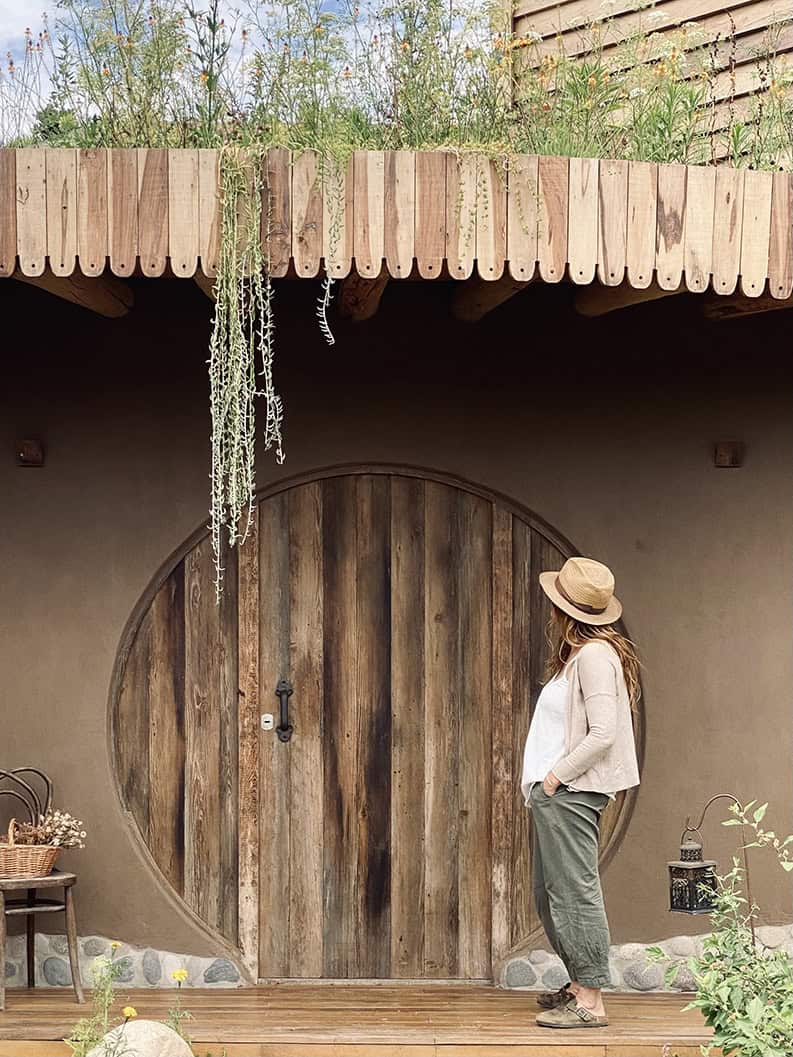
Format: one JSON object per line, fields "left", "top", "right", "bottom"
{"left": 529, "top": 783, "right": 612, "bottom": 989}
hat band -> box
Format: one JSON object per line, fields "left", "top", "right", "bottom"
{"left": 554, "top": 574, "right": 609, "bottom": 615}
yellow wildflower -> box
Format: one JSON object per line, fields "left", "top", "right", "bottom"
{"left": 122, "top": 1006, "right": 138, "bottom": 1020}
{"left": 110, "top": 941, "right": 121, "bottom": 950}
{"left": 171, "top": 968, "right": 189, "bottom": 983}
{"left": 587, "top": 74, "right": 597, "bottom": 88}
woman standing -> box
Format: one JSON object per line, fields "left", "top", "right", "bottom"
{"left": 521, "top": 556, "right": 641, "bottom": 1030}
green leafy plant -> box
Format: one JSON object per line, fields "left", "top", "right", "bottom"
{"left": 65, "top": 946, "right": 128, "bottom": 1057}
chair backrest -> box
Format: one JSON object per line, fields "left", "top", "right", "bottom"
{"left": 0, "top": 768, "right": 53, "bottom": 826}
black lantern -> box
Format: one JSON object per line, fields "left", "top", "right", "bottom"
{"left": 667, "top": 829, "right": 718, "bottom": 914}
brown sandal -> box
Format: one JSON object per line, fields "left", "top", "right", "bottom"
{"left": 535, "top": 984, "right": 574, "bottom": 1010}
{"left": 536, "top": 1003, "right": 609, "bottom": 1028}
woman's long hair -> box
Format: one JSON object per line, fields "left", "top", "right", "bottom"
{"left": 544, "top": 604, "right": 642, "bottom": 708}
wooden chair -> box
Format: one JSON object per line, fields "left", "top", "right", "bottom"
{"left": 0, "top": 871, "right": 85, "bottom": 1010}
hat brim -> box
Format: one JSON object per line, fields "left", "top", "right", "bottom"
{"left": 539, "top": 570, "right": 623, "bottom": 627}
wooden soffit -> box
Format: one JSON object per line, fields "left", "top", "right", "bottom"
{"left": 1, "top": 147, "right": 791, "bottom": 299}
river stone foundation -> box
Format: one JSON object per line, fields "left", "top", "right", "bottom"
{"left": 500, "top": 924, "right": 793, "bottom": 991}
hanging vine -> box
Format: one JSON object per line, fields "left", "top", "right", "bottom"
{"left": 209, "top": 146, "right": 283, "bottom": 596}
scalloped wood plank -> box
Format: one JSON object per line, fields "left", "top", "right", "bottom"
{"left": 712, "top": 167, "right": 744, "bottom": 296}
{"left": 0, "top": 149, "right": 17, "bottom": 277}
{"left": 476, "top": 156, "right": 506, "bottom": 280}
{"left": 537, "top": 155, "right": 568, "bottom": 283}
{"left": 655, "top": 163, "right": 686, "bottom": 291}
{"left": 567, "top": 157, "right": 598, "bottom": 285}
{"left": 684, "top": 165, "right": 715, "bottom": 293}
{"left": 322, "top": 155, "right": 353, "bottom": 279}
{"left": 16, "top": 148, "right": 47, "bottom": 277}
{"left": 45, "top": 149, "right": 77, "bottom": 277}
{"left": 265, "top": 147, "right": 292, "bottom": 278}
{"left": 108, "top": 148, "right": 138, "bottom": 278}
{"left": 384, "top": 151, "right": 415, "bottom": 279}
{"left": 626, "top": 161, "right": 657, "bottom": 290}
{"left": 168, "top": 148, "right": 199, "bottom": 278}
{"left": 198, "top": 149, "right": 220, "bottom": 278}
{"left": 292, "top": 150, "right": 323, "bottom": 279}
{"left": 446, "top": 153, "right": 477, "bottom": 280}
{"left": 768, "top": 171, "right": 793, "bottom": 300}
{"left": 353, "top": 150, "right": 385, "bottom": 277}
{"left": 506, "top": 154, "right": 538, "bottom": 281}
{"left": 414, "top": 152, "right": 446, "bottom": 279}
{"left": 597, "top": 158, "right": 628, "bottom": 287}
{"left": 740, "top": 169, "right": 773, "bottom": 297}
{"left": 137, "top": 148, "right": 168, "bottom": 278}
{"left": 77, "top": 149, "right": 108, "bottom": 277}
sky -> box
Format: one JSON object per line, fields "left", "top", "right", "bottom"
{"left": 0, "top": 2, "right": 55, "bottom": 57}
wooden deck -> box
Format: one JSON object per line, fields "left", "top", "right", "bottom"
{"left": 0, "top": 984, "right": 716, "bottom": 1056}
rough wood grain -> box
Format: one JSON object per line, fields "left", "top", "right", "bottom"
{"left": 218, "top": 543, "right": 240, "bottom": 945}
{"left": 740, "top": 168, "right": 773, "bottom": 297}
{"left": 45, "top": 149, "right": 77, "bottom": 277}
{"left": 147, "top": 571, "right": 185, "bottom": 895}
{"left": 385, "top": 151, "right": 416, "bottom": 278}
{"left": 0, "top": 149, "right": 16, "bottom": 276}
{"left": 323, "top": 155, "right": 354, "bottom": 279}
{"left": 424, "top": 482, "right": 460, "bottom": 977}
{"left": 446, "top": 154, "right": 477, "bottom": 280}
{"left": 684, "top": 165, "right": 715, "bottom": 293}
{"left": 655, "top": 163, "right": 686, "bottom": 291}
{"left": 509, "top": 521, "right": 532, "bottom": 947}
{"left": 414, "top": 152, "right": 447, "bottom": 279}
{"left": 567, "top": 157, "right": 598, "bottom": 285}
{"left": 265, "top": 147, "right": 292, "bottom": 278}
{"left": 13, "top": 272, "right": 133, "bottom": 317}
{"left": 288, "top": 483, "right": 325, "bottom": 978}
{"left": 354, "top": 151, "right": 386, "bottom": 278}
{"left": 322, "top": 476, "right": 359, "bottom": 978}
{"left": 507, "top": 154, "right": 538, "bottom": 281}
{"left": 137, "top": 148, "right": 168, "bottom": 277}
{"left": 491, "top": 508, "right": 513, "bottom": 967}
{"left": 117, "top": 610, "right": 152, "bottom": 840}
{"left": 457, "top": 493, "right": 492, "bottom": 979}
{"left": 292, "top": 150, "right": 323, "bottom": 278}
{"left": 258, "top": 492, "right": 291, "bottom": 977}
{"left": 626, "top": 161, "right": 657, "bottom": 289}
{"left": 598, "top": 159, "right": 628, "bottom": 287}
{"left": 16, "top": 148, "right": 47, "bottom": 277}
{"left": 77, "top": 149, "right": 107, "bottom": 276}
{"left": 108, "top": 149, "right": 138, "bottom": 278}
{"left": 537, "top": 155, "right": 568, "bottom": 283}
{"left": 168, "top": 148, "right": 199, "bottom": 278}
{"left": 768, "top": 171, "right": 793, "bottom": 300}
{"left": 198, "top": 149, "right": 221, "bottom": 277}
{"left": 237, "top": 511, "right": 260, "bottom": 979}
{"left": 338, "top": 270, "right": 390, "bottom": 320}
{"left": 476, "top": 156, "right": 507, "bottom": 280}
{"left": 390, "top": 477, "right": 426, "bottom": 978}
{"left": 712, "top": 167, "right": 745, "bottom": 296}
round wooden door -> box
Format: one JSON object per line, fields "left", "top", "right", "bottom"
{"left": 113, "top": 468, "right": 641, "bottom": 981}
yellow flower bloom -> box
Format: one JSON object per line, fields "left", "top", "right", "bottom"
{"left": 122, "top": 1006, "right": 138, "bottom": 1019}
{"left": 110, "top": 942, "right": 121, "bottom": 950}
{"left": 171, "top": 968, "right": 189, "bottom": 983}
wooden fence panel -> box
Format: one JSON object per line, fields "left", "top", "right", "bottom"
{"left": 168, "top": 148, "right": 199, "bottom": 278}
{"left": 507, "top": 154, "right": 538, "bottom": 281}
{"left": 292, "top": 150, "right": 323, "bottom": 278}
{"left": 137, "top": 148, "right": 168, "bottom": 278}
{"left": 16, "top": 148, "right": 47, "bottom": 277}
{"left": 740, "top": 169, "right": 773, "bottom": 297}
{"left": 446, "top": 154, "right": 477, "bottom": 280}
{"left": 655, "top": 163, "right": 686, "bottom": 291}
{"left": 476, "top": 156, "right": 506, "bottom": 280}
{"left": 712, "top": 167, "right": 744, "bottom": 296}
{"left": 323, "top": 155, "right": 354, "bottom": 279}
{"left": 567, "top": 157, "right": 598, "bottom": 285}
{"left": 198, "top": 149, "right": 221, "bottom": 278}
{"left": 108, "top": 148, "right": 138, "bottom": 278}
{"left": 768, "top": 171, "right": 793, "bottom": 300}
{"left": 684, "top": 165, "right": 714, "bottom": 294}
{"left": 414, "top": 152, "right": 446, "bottom": 279}
{"left": 626, "top": 161, "right": 656, "bottom": 289}
{"left": 45, "top": 149, "right": 77, "bottom": 277}
{"left": 537, "top": 155, "right": 568, "bottom": 283}
{"left": 0, "top": 149, "right": 16, "bottom": 277}
{"left": 597, "top": 159, "right": 628, "bottom": 287}
{"left": 385, "top": 151, "right": 415, "bottom": 278}
{"left": 77, "top": 149, "right": 107, "bottom": 277}
{"left": 353, "top": 149, "right": 385, "bottom": 277}
{"left": 265, "top": 148, "right": 292, "bottom": 278}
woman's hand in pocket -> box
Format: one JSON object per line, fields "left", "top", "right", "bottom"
{"left": 542, "top": 772, "right": 561, "bottom": 797}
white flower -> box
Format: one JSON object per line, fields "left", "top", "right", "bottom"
{"left": 629, "top": 87, "right": 645, "bottom": 98}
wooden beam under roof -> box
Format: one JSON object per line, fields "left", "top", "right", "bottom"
{"left": 451, "top": 274, "right": 533, "bottom": 322}
{"left": 702, "top": 289, "right": 793, "bottom": 321}
{"left": 337, "top": 270, "right": 389, "bottom": 320}
{"left": 13, "top": 270, "right": 133, "bottom": 317}
{"left": 574, "top": 280, "right": 685, "bottom": 317}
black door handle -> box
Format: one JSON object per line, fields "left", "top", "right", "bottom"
{"left": 275, "top": 678, "right": 294, "bottom": 742}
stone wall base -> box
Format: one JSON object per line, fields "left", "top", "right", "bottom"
{"left": 3, "top": 934, "right": 243, "bottom": 989}
{"left": 500, "top": 924, "right": 793, "bottom": 991}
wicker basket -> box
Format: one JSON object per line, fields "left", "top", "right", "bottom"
{"left": 0, "top": 819, "right": 60, "bottom": 879}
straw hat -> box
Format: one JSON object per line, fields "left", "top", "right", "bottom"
{"left": 539, "top": 556, "right": 622, "bottom": 626}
